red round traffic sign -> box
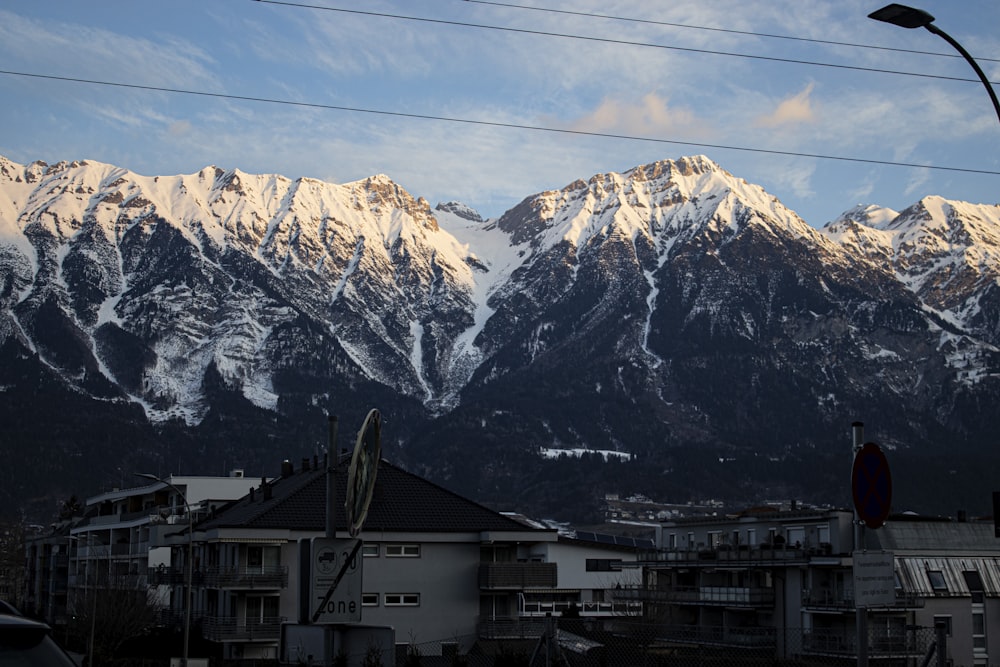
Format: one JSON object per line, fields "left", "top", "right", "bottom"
{"left": 852, "top": 442, "right": 892, "bottom": 529}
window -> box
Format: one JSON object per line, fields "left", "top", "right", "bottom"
{"left": 585, "top": 559, "right": 622, "bottom": 572}
{"left": 385, "top": 544, "right": 420, "bottom": 557}
{"left": 926, "top": 570, "right": 948, "bottom": 592}
{"left": 362, "top": 544, "right": 379, "bottom": 558}
{"left": 746, "top": 529, "right": 756, "bottom": 546}
{"left": 362, "top": 593, "right": 379, "bottom": 607}
{"left": 668, "top": 533, "right": 677, "bottom": 549}
{"left": 972, "top": 611, "right": 987, "bottom": 651}
{"left": 384, "top": 593, "right": 420, "bottom": 606}
{"left": 963, "top": 570, "right": 985, "bottom": 603}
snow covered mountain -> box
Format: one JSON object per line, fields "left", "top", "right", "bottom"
{"left": 1, "top": 154, "right": 998, "bottom": 520}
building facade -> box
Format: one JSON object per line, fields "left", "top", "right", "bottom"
{"left": 615, "top": 507, "right": 999, "bottom": 666}
{"left": 182, "top": 457, "right": 646, "bottom": 661}
{"left": 23, "top": 471, "right": 255, "bottom": 638}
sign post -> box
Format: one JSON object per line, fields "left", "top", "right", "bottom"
{"left": 852, "top": 442, "right": 892, "bottom": 529}
{"left": 850, "top": 431, "right": 893, "bottom": 667}
{"left": 852, "top": 551, "right": 896, "bottom": 607}
{"left": 310, "top": 537, "right": 363, "bottom": 624}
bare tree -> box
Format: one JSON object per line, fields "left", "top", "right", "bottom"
{"left": 69, "top": 569, "right": 159, "bottom": 663}
{"left": 0, "top": 516, "right": 27, "bottom": 607}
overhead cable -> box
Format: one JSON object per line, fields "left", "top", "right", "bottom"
{"left": 2, "top": 69, "right": 998, "bottom": 178}
{"left": 463, "top": 0, "right": 1000, "bottom": 64}
{"left": 253, "top": 1, "right": 1000, "bottom": 87}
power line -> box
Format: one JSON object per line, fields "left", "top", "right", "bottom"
{"left": 463, "top": 0, "right": 1000, "bottom": 64}
{"left": 3, "top": 69, "right": 999, "bottom": 178}
{"left": 253, "top": 1, "right": 1000, "bottom": 87}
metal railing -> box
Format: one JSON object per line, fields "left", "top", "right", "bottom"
{"left": 200, "top": 615, "right": 285, "bottom": 642}
{"left": 657, "top": 623, "right": 777, "bottom": 649}
{"left": 478, "top": 562, "right": 558, "bottom": 589}
{"left": 801, "top": 588, "right": 924, "bottom": 610}
{"left": 614, "top": 584, "right": 774, "bottom": 607}
{"left": 199, "top": 565, "right": 288, "bottom": 589}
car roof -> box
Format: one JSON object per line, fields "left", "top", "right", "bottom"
{"left": 0, "top": 613, "right": 52, "bottom": 631}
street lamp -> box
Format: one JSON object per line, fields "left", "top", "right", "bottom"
{"left": 869, "top": 3, "right": 1000, "bottom": 126}
{"left": 136, "top": 473, "right": 193, "bottom": 667}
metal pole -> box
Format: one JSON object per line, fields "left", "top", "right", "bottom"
{"left": 325, "top": 415, "right": 338, "bottom": 666}
{"left": 327, "top": 415, "right": 338, "bottom": 539}
{"left": 851, "top": 422, "right": 867, "bottom": 667}
{"left": 136, "top": 473, "right": 192, "bottom": 667}
{"left": 924, "top": 24, "right": 1000, "bottom": 127}
{"left": 87, "top": 534, "right": 95, "bottom": 667}
{"left": 184, "top": 503, "right": 192, "bottom": 667}
{"left": 935, "top": 620, "right": 947, "bottom": 667}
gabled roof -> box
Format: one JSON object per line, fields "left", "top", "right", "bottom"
{"left": 197, "top": 457, "right": 544, "bottom": 535}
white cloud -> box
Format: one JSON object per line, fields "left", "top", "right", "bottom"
{"left": 568, "top": 93, "right": 710, "bottom": 138}
{"left": 754, "top": 83, "right": 818, "bottom": 128}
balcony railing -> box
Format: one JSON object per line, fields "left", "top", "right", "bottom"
{"left": 802, "top": 589, "right": 923, "bottom": 610}
{"left": 200, "top": 566, "right": 289, "bottom": 589}
{"left": 658, "top": 624, "right": 776, "bottom": 649}
{"left": 148, "top": 565, "right": 289, "bottom": 589}
{"left": 148, "top": 566, "right": 185, "bottom": 586}
{"left": 200, "top": 616, "right": 285, "bottom": 642}
{"left": 802, "top": 629, "right": 927, "bottom": 657}
{"left": 479, "top": 563, "right": 557, "bottom": 589}
{"left": 521, "top": 600, "right": 643, "bottom": 617}
{"left": 641, "top": 545, "right": 809, "bottom": 566}
{"left": 614, "top": 585, "right": 774, "bottom": 607}
{"left": 479, "top": 617, "right": 547, "bottom": 639}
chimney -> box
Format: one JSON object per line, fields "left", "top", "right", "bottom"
{"left": 249, "top": 487, "right": 255, "bottom": 502}
{"left": 302, "top": 457, "right": 310, "bottom": 472}
{"left": 263, "top": 477, "right": 272, "bottom": 501}
{"left": 281, "top": 460, "right": 293, "bottom": 477}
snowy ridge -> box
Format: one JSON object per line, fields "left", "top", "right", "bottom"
{"left": 1, "top": 153, "right": 999, "bottom": 427}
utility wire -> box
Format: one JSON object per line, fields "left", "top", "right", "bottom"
{"left": 253, "top": 1, "right": 1000, "bottom": 87}
{"left": 3, "top": 69, "right": 999, "bottom": 177}
{"left": 463, "top": 0, "right": 1000, "bottom": 64}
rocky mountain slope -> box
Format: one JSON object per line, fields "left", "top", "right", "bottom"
{"left": 1, "top": 154, "right": 997, "bottom": 521}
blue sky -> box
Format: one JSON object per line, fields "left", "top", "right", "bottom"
{"left": 1, "top": 1, "right": 998, "bottom": 226}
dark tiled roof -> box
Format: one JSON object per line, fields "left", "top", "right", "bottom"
{"left": 198, "top": 457, "right": 539, "bottom": 534}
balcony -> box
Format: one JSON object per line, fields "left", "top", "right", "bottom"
{"left": 658, "top": 624, "right": 776, "bottom": 649}
{"left": 521, "top": 600, "right": 643, "bottom": 617}
{"left": 802, "top": 628, "right": 928, "bottom": 658}
{"left": 479, "top": 563, "right": 557, "bottom": 589}
{"left": 802, "top": 589, "right": 923, "bottom": 611}
{"left": 614, "top": 585, "right": 774, "bottom": 607}
{"left": 642, "top": 545, "right": 808, "bottom": 567}
{"left": 200, "top": 566, "right": 288, "bottom": 589}
{"left": 479, "top": 617, "right": 547, "bottom": 639}
{"left": 148, "top": 566, "right": 185, "bottom": 586}
{"left": 200, "top": 616, "right": 285, "bottom": 642}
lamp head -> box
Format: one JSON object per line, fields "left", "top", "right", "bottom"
{"left": 868, "top": 4, "right": 935, "bottom": 29}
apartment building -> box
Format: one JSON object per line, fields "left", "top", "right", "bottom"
{"left": 25, "top": 457, "right": 646, "bottom": 662}
{"left": 180, "top": 456, "right": 645, "bottom": 661}
{"left": 615, "top": 507, "right": 1000, "bottom": 666}
{"left": 23, "top": 471, "right": 255, "bottom": 635}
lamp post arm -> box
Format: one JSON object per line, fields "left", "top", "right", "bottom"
{"left": 924, "top": 23, "right": 1000, "bottom": 126}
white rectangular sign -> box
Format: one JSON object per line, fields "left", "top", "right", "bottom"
{"left": 853, "top": 550, "right": 895, "bottom": 608}
{"left": 311, "top": 537, "right": 363, "bottom": 624}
